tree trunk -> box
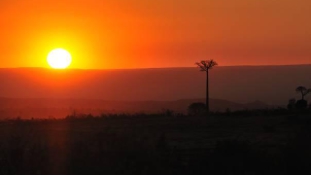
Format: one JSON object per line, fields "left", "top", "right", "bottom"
{"left": 206, "top": 70, "right": 209, "bottom": 113}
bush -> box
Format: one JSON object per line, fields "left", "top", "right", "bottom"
{"left": 296, "top": 99, "right": 308, "bottom": 109}
{"left": 188, "top": 102, "right": 206, "bottom": 116}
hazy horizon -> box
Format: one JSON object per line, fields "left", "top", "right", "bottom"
{"left": 3, "top": 63, "right": 311, "bottom": 71}
{"left": 1, "top": 64, "right": 310, "bottom": 105}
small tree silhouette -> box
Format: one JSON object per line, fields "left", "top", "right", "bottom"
{"left": 296, "top": 86, "right": 311, "bottom": 100}
{"left": 295, "top": 86, "right": 311, "bottom": 109}
{"left": 196, "top": 60, "right": 218, "bottom": 113}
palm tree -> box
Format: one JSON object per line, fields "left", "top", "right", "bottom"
{"left": 196, "top": 60, "right": 218, "bottom": 113}
{"left": 296, "top": 86, "right": 311, "bottom": 100}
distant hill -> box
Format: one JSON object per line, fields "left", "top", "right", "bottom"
{"left": 0, "top": 98, "right": 270, "bottom": 119}
{"left": 0, "top": 64, "right": 310, "bottom": 106}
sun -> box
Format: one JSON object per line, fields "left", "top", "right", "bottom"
{"left": 47, "top": 48, "right": 72, "bottom": 69}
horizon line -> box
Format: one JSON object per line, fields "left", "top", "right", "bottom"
{"left": 1, "top": 63, "right": 311, "bottom": 70}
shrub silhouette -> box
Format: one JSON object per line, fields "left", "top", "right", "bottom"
{"left": 295, "top": 86, "right": 311, "bottom": 109}
{"left": 296, "top": 99, "right": 308, "bottom": 109}
{"left": 188, "top": 102, "right": 206, "bottom": 115}
{"left": 196, "top": 60, "right": 218, "bottom": 113}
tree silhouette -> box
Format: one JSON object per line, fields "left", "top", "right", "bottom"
{"left": 296, "top": 86, "right": 311, "bottom": 100}
{"left": 196, "top": 60, "right": 218, "bottom": 113}
{"left": 295, "top": 86, "right": 311, "bottom": 109}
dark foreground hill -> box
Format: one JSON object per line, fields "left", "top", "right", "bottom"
{"left": 0, "top": 98, "right": 269, "bottom": 119}
{"left": 0, "top": 64, "right": 310, "bottom": 105}
{"left": 1, "top": 113, "right": 311, "bottom": 175}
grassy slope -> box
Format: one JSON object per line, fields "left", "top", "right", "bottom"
{"left": 0, "top": 112, "right": 311, "bottom": 175}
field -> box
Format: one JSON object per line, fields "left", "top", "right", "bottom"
{"left": 1, "top": 111, "right": 311, "bottom": 175}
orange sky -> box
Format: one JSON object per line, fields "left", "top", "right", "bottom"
{"left": 0, "top": 0, "right": 310, "bottom": 69}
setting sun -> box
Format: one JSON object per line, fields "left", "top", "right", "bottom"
{"left": 47, "top": 49, "right": 72, "bottom": 69}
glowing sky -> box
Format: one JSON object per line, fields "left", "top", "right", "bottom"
{"left": 0, "top": 0, "right": 310, "bottom": 69}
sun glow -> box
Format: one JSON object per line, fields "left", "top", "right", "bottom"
{"left": 47, "top": 49, "right": 72, "bottom": 69}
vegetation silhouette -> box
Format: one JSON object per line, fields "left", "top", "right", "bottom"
{"left": 1, "top": 110, "right": 311, "bottom": 175}
{"left": 296, "top": 86, "right": 311, "bottom": 100}
{"left": 195, "top": 60, "right": 218, "bottom": 113}
{"left": 295, "top": 86, "right": 311, "bottom": 109}
{"left": 187, "top": 102, "right": 206, "bottom": 115}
